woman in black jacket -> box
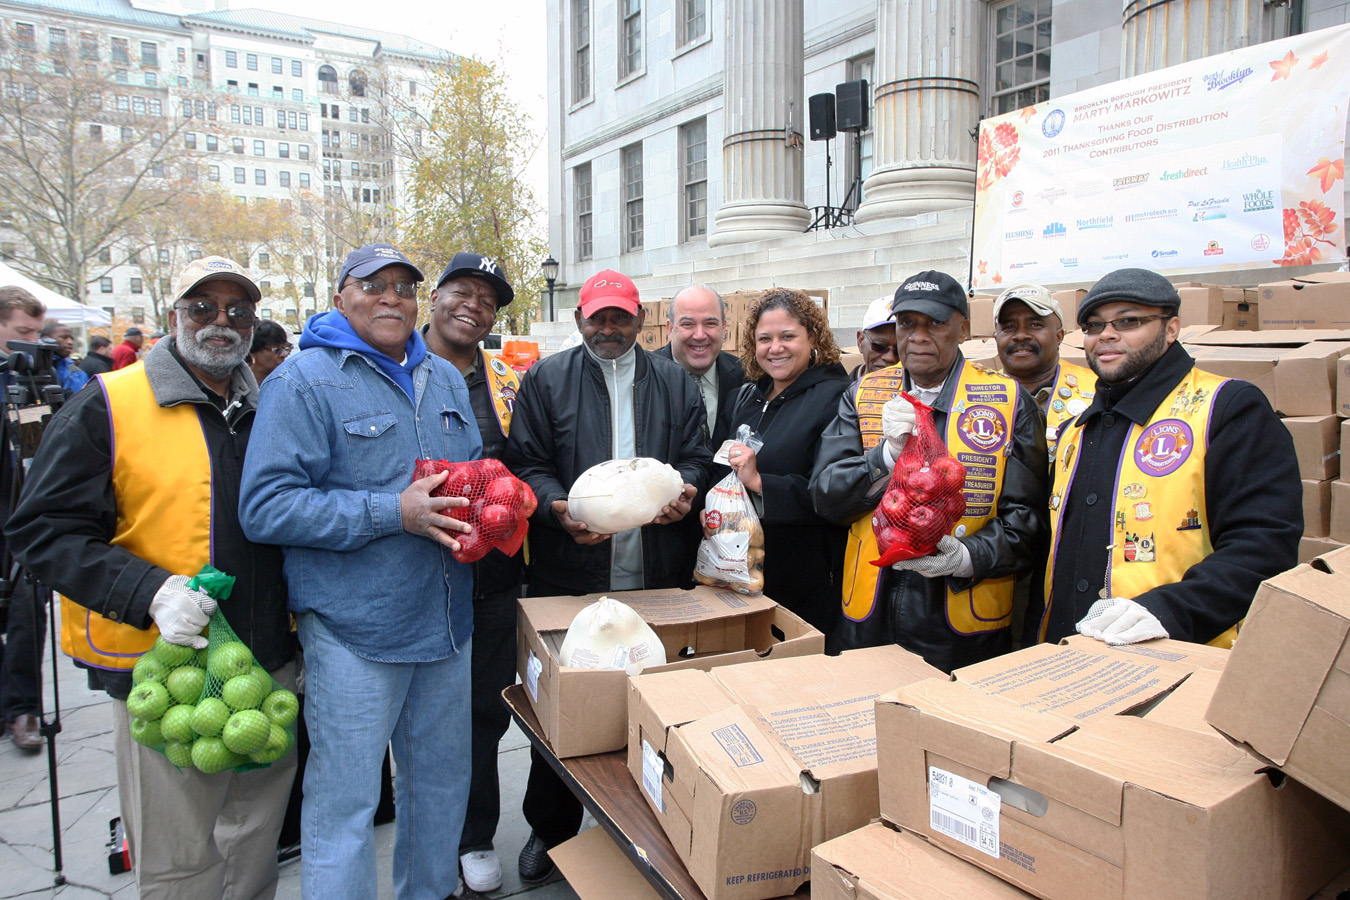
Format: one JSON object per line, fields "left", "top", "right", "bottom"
{"left": 722, "top": 288, "right": 850, "bottom": 635}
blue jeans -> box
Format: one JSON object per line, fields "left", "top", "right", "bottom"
{"left": 298, "top": 613, "right": 471, "bottom": 900}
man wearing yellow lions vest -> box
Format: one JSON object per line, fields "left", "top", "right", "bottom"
{"left": 811, "top": 272, "right": 1049, "bottom": 672}
{"left": 5, "top": 257, "right": 295, "bottom": 900}
{"left": 1040, "top": 268, "right": 1301, "bottom": 648}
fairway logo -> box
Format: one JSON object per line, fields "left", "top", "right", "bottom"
{"left": 1042, "top": 109, "right": 1065, "bottom": 138}
{"left": 1043, "top": 222, "right": 1066, "bottom": 238}
{"left": 1243, "top": 190, "right": 1275, "bottom": 212}
{"left": 1113, "top": 173, "right": 1149, "bottom": 190}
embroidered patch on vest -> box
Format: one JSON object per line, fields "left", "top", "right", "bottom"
{"left": 1133, "top": 419, "right": 1193, "bottom": 476}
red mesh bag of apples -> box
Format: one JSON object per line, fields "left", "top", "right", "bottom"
{"left": 871, "top": 393, "right": 966, "bottom": 567}
{"left": 413, "top": 458, "right": 538, "bottom": 563}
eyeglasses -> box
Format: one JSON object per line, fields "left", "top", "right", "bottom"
{"left": 354, "top": 279, "right": 418, "bottom": 300}
{"left": 866, "top": 339, "right": 896, "bottom": 355}
{"left": 177, "top": 300, "right": 257, "bottom": 328}
{"left": 268, "top": 343, "right": 293, "bottom": 357}
{"left": 1081, "top": 314, "right": 1169, "bottom": 336}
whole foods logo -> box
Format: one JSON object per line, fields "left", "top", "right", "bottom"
{"left": 1042, "top": 109, "right": 1065, "bottom": 138}
{"left": 1113, "top": 173, "right": 1149, "bottom": 190}
{"left": 1204, "top": 66, "right": 1253, "bottom": 91}
{"left": 1134, "top": 419, "right": 1193, "bottom": 476}
{"left": 1243, "top": 189, "right": 1275, "bottom": 212}
{"left": 1203, "top": 240, "right": 1225, "bottom": 257}
{"left": 957, "top": 406, "right": 1009, "bottom": 453}
{"left": 1043, "top": 222, "right": 1067, "bottom": 239}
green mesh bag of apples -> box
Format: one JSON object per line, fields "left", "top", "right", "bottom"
{"left": 871, "top": 393, "right": 967, "bottom": 567}
{"left": 413, "top": 458, "right": 536, "bottom": 563}
{"left": 124, "top": 566, "right": 299, "bottom": 773}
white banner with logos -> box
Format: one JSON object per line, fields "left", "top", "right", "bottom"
{"left": 972, "top": 23, "right": 1350, "bottom": 291}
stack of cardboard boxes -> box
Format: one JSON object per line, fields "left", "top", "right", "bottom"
{"left": 637, "top": 289, "right": 830, "bottom": 354}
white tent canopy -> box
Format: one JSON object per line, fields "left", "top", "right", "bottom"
{"left": 0, "top": 260, "right": 113, "bottom": 327}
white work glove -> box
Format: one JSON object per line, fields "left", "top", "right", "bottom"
{"left": 890, "top": 535, "right": 968, "bottom": 579}
{"left": 881, "top": 396, "right": 916, "bottom": 458}
{"left": 149, "top": 575, "right": 219, "bottom": 648}
{"left": 1075, "top": 597, "right": 1169, "bottom": 646}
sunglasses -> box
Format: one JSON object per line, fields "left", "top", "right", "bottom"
{"left": 268, "top": 344, "right": 293, "bottom": 357}
{"left": 1082, "top": 314, "right": 1168, "bottom": 336}
{"left": 354, "top": 279, "right": 418, "bottom": 300}
{"left": 177, "top": 300, "right": 257, "bottom": 328}
{"left": 866, "top": 338, "right": 896, "bottom": 355}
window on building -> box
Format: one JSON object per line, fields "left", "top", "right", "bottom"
{"left": 209, "top": 165, "right": 219, "bottom": 181}
{"left": 178, "top": 47, "right": 186, "bottom": 63}
{"left": 130, "top": 277, "right": 143, "bottom": 294}
{"left": 619, "top": 0, "right": 643, "bottom": 79}
{"left": 247, "top": 82, "right": 259, "bottom": 96}
{"left": 278, "top": 142, "right": 289, "bottom": 158}
{"left": 271, "top": 56, "right": 282, "bottom": 74}
{"left": 80, "top": 33, "right": 98, "bottom": 60}
{"left": 408, "top": 79, "right": 417, "bottom": 98}
{"left": 246, "top": 53, "right": 257, "bottom": 71}
{"left": 682, "top": 0, "right": 706, "bottom": 45}
{"left": 318, "top": 65, "right": 337, "bottom": 94}
{"left": 227, "top": 79, "right": 238, "bottom": 93}
{"left": 569, "top": 1, "right": 591, "bottom": 103}
{"left": 115, "top": 69, "right": 129, "bottom": 84}
{"left": 680, "top": 119, "right": 707, "bottom": 241}
{"left": 89, "top": 123, "right": 102, "bottom": 141}
{"left": 989, "top": 0, "right": 1051, "bottom": 115}
{"left": 303, "top": 283, "right": 315, "bottom": 298}
{"left": 292, "top": 88, "right": 303, "bottom": 102}
{"left": 141, "top": 41, "right": 157, "bottom": 67}
{"left": 348, "top": 107, "right": 357, "bottom": 123}
{"left": 349, "top": 134, "right": 358, "bottom": 149}
{"left": 350, "top": 161, "right": 359, "bottom": 176}
{"left": 49, "top": 27, "right": 66, "bottom": 54}
{"left": 100, "top": 277, "right": 113, "bottom": 293}
{"left": 254, "top": 139, "right": 265, "bottom": 156}
{"left": 234, "top": 167, "right": 245, "bottom": 183}
{"left": 132, "top": 96, "right": 145, "bottom": 115}
{"left": 204, "top": 134, "right": 217, "bottom": 151}
{"left": 331, "top": 103, "right": 340, "bottom": 119}
{"left": 292, "top": 60, "right": 302, "bottom": 77}
{"left": 273, "top": 86, "right": 283, "bottom": 100}
{"left": 132, "top": 307, "right": 145, "bottom": 323}
{"left": 844, "top": 53, "right": 874, "bottom": 205}
{"left": 98, "top": 248, "right": 112, "bottom": 264}
{"left": 299, "top": 172, "right": 310, "bottom": 188}
{"left": 225, "top": 50, "right": 237, "bottom": 68}
{"left": 574, "top": 163, "right": 593, "bottom": 261}
{"left": 158, "top": 247, "right": 170, "bottom": 264}
{"left": 298, "top": 143, "right": 309, "bottom": 160}
{"left": 255, "top": 169, "right": 266, "bottom": 185}
{"left": 231, "top": 137, "right": 244, "bottom": 154}
{"left": 185, "top": 132, "right": 197, "bottom": 149}
{"left": 144, "top": 72, "right": 157, "bottom": 87}
{"left": 150, "top": 162, "right": 165, "bottom": 177}
{"left": 120, "top": 125, "right": 133, "bottom": 141}
{"left": 111, "top": 37, "right": 129, "bottom": 64}
{"left": 349, "top": 69, "right": 366, "bottom": 97}
{"left": 622, "top": 143, "right": 643, "bottom": 251}
{"left": 279, "top": 171, "right": 290, "bottom": 187}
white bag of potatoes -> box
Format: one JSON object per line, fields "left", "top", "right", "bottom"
{"left": 567, "top": 457, "right": 684, "bottom": 534}
{"left": 558, "top": 597, "right": 668, "bottom": 675}
{"left": 694, "top": 472, "right": 766, "bottom": 594}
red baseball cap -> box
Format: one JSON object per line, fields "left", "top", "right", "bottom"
{"left": 579, "top": 269, "right": 641, "bottom": 318}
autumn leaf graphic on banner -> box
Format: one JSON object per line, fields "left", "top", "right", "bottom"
{"left": 1270, "top": 50, "right": 1299, "bottom": 81}
{"left": 976, "top": 122, "right": 1021, "bottom": 192}
{"left": 1019, "top": 106, "right": 1038, "bottom": 123}
{"left": 1310, "top": 51, "right": 1330, "bottom": 70}
{"left": 1308, "top": 157, "right": 1344, "bottom": 194}
{"left": 977, "top": 260, "right": 988, "bottom": 275}
{"left": 1275, "top": 200, "right": 1339, "bottom": 266}
{"left": 992, "top": 271, "right": 1003, "bottom": 285}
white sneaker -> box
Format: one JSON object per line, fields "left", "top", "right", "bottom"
{"left": 460, "top": 850, "right": 503, "bottom": 893}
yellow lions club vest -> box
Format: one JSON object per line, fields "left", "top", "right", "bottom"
{"left": 481, "top": 348, "right": 520, "bottom": 437}
{"left": 841, "top": 360, "right": 1020, "bottom": 634}
{"left": 1042, "top": 361, "right": 1097, "bottom": 456}
{"left": 1043, "top": 367, "right": 1238, "bottom": 647}
{"left": 60, "top": 364, "right": 214, "bottom": 670}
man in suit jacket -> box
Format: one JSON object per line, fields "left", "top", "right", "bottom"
{"left": 655, "top": 284, "right": 744, "bottom": 448}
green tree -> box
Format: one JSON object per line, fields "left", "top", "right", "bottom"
{"left": 400, "top": 57, "right": 545, "bottom": 335}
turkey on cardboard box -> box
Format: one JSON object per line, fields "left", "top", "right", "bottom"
{"left": 875, "top": 637, "right": 1350, "bottom": 900}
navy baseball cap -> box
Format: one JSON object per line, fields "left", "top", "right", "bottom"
{"left": 337, "top": 243, "right": 424, "bottom": 290}
{"left": 891, "top": 270, "right": 969, "bottom": 323}
{"left": 435, "top": 253, "right": 515, "bottom": 307}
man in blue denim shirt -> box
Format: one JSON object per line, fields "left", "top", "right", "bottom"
{"left": 240, "top": 243, "right": 481, "bottom": 900}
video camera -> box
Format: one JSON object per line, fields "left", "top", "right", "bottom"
{"left": 2, "top": 338, "right": 64, "bottom": 461}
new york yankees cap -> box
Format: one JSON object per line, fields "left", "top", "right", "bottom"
{"left": 435, "top": 252, "right": 515, "bottom": 307}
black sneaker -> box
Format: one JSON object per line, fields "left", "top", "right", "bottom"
{"left": 517, "top": 831, "right": 555, "bottom": 883}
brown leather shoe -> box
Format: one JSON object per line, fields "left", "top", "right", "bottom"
{"left": 8, "top": 715, "right": 42, "bottom": 752}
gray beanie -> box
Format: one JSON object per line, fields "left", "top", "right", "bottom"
{"left": 1077, "top": 268, "right": 1180, "bottom": 326}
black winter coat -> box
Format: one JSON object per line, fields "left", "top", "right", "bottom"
{"left": 503, "top": 344, "right": 713, "bottom": 595}
{"left": 652, "top": 345, "right": 745, "bottom": 448}
{"left": 725, "top": 363, "right": 850, "bottom": 634}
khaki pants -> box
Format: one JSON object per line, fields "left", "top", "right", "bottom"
{"left": 112, "top": 662, "right": 298, "bottom": 900}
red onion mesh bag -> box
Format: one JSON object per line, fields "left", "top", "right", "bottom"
{"left": 870, "top": 393, "right": 967, "bottom": 567}
{"left": 413, "top": 458, "right": 538, "bottom": 563}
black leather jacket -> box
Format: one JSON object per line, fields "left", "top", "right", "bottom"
{"left": 504, "top": 344, "right": 713, "bottom": 595}
{"left": 809, "top": 354, "right": 1049, "bottom": 671}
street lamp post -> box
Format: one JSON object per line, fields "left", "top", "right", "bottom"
{"left": 541, "top": 255, "right": 559, "bottom": 323}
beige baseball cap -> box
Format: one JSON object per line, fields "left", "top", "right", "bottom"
{"left": 993, "top": 283, "right": 1062, "bottom": 325}
{"left": 860, "top": 295, "right": 895, "bottom": 332}
{"left": 174, "top": 256, "right": 261, "bottom": 304}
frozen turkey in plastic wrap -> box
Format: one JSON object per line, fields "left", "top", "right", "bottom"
{"left": 557, "top": 597, "right": 668, "bottom": 675}
{"left": 566, "top": 457, "right": 684, "bottom": 534}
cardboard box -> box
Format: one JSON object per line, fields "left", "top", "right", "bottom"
{"left": 1184, "top": 345, "right": 1289, "bottom": 406}
{"left": 1050, "top": 289, "right": 1084, "bottom": 326}
{"left": 1173, "top": 283, "right": 1244, "bottom": 328}
{"left": 517, "top": 587, "right": 823, "bottom": 758}
{"left": 959, "top": 338, "right": 1001, "bottom": 368}
{"left": 1220, "top": 297, "right": 1260, "bottom": 332}
{"left": 1338, "top": 352, "right": 1350, "bottom": 417}
{"left": 1257, "top": 272, "right": 1350, "bottom": 330}
{"left": 969, "top": 297, "right": 995, "bottom": 338}
{"left": 1333, "top": 480, "right": 1350, "bottom": 543}
{"left": 1207, "top": 545, "right": 1350, "bottom": 815}
{"left": 1282, "top": 415, "right": 1342, "bottom": 481}
{"left": 876, "top": 638, "right": 1350, "bottom": 900}
{"left": 1343, "top": 417, "right": 1350, "bottom": 468}
{"left": 1300, "top": 536, "right": 1346, "bottom": 563}
{"left": 1273, "top": 341, "right": 1350, "bottom": 416}
{"left": 628, "top": 645, "right": 941, "bottom": 900}
{"left": 1305, "top": 477, "right": 1334, "bottom": 537}
{"left": 549, "top": 827, "right": 663, "bottom": 900}
{"left": 1183, "top": 329, "right": 1350, "bottom": 346}
{"left": 812, "top": 823, "right": 1035, "bottom": 900}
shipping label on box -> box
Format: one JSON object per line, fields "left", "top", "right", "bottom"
{"left": 628, "top": 645, "right": 941, "bottom": 900}
{"left": 1282, "top": 415, "right": 1342, "bottom": 481}
{"left": 517, "top": 587, "right": 823, "bottom": 758}
{"left": 877, "top": 638, "right": 1350, "bottom": 900}
{"left": 1273, "top": 341, "right": 1350, "bottom": 417}
{"left": 1207, "top": 545, "right": 1350, "bottom": 815}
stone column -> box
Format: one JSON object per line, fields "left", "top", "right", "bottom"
{"left": 709, "top": 0, "right": 809, "bottom": 247}
{"left": 854, "top": 0, "right": 980, "bottom": 224}
{"left": 1122, "top": 0, "right": 1292, "bottom": 77}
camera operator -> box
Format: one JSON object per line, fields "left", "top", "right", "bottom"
{"left": 41, "top": 319, "right": 89, "bottom": 397}
{"left": 0, "top": 285, "right": 48, "bottom": 752}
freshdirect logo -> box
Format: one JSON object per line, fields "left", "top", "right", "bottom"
{"left": 1160, "top": 167, "right": 1209, "bottom": 181}
{"left": 1243, "top": 189, "right": 1275, "bottom": 212}
{"left": 1043, "top": 222, "right": 1067, "bottom": 238}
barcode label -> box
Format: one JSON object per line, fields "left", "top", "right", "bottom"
{"left": 928, "top": 766, "right": 1000, "bottom": 859}
{"left": 526, "top": 650, "right": 542, "bottom": 702}
{"left": 641, "top": 739, "right": 665, "bottom": 812}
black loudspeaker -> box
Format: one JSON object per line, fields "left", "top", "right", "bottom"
{"left": 836, "top": 79, "right": 869, "bottom": 132}
{"left": 809, "top": 92, "right": 836, "bottom": 141}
